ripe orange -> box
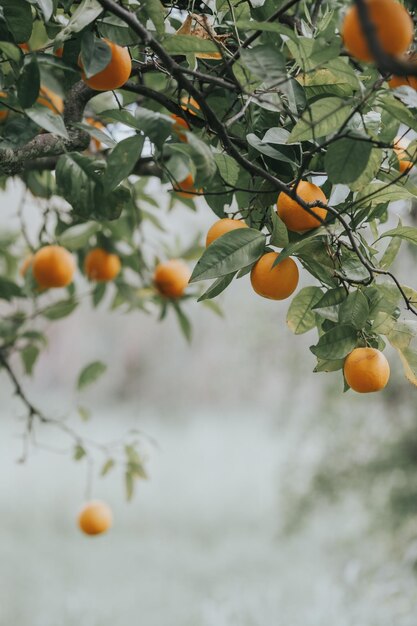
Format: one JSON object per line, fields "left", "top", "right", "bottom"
{"left": 0, "top": 91, "right": 9, "bottom": 123}
{"left": 394, "top": 138, "right": 414, "bottom": 173}
{"left": 250, "top": 251, "right": 299, "bottom": 300}
{"left": 277, "top": 181, "right": 327, "bottom": 233}
{"left": 181, "top": 96, "right": 200, "bottom": 116}
{"left": 206, "top": 218, "right": 248, "bottom": 247}
{"left": 37, "top": 86, "right": 64, "bottom": 115}
{"left": 85, "top": 117, "right": 106, "bottom": 151}
{"left": 32, "top": 245, "right": 75, "bottom": 289}
{"left": 344, "top": 347, "right": 390, "bottom": 393}
{"left": 153, "top": 259, "right": 191, "bottom": 298}
{"left": 389, "top": 75, "right": 417, "bottom": 90}
{"left": 341, "top": 0, "right": 413, "bottom": 62}
{"left": 19, "top": 43, "right": 29, "bottom": 52}
{"left": 173, "top": 174, "right": 199, "bottom": 199}
{"left": 78, "top": 501, "right": 113, "bottom": 536}
{"left": 81, "top": 40, "right": 131, "bottom": 91}
{"left": 171, "top": 114, "right": 190, "bottom": 142}
{"left": 55, "top": 47, "right": 63, "bottom": 58}
{"left": 84, "top": 248, "right": 121, "bottom": 281}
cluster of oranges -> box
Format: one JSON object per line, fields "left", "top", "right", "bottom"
{"left": 22, "top": 245, "right": 121, "bottom": 288}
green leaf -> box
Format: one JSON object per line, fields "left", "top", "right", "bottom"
{"left": 162, "top": 34, "right": 220, "bottom": 55}
{"left": 80, "top": 33, "right": 112, "bottom": 79}
{"left": 42, "top": 299, "right": 78, "bottom": 320}
{"left": 338, "top": 290, "right": 369, "bottom": 329}
{"left": 141, "top": 0, "right": 165, "bottom": 35}
{"left": 0, "top": 41, "right": 21, "bottom": 63}
{"left": 101, "top": 458, "right": 115, "bottom": 476}
{"left": 34, "top": 0, "right": 54, "bottom": 22}
{"left": 77, "top": 360, "right": 107, "bottom": 390}
{"left": 324, "top": 138, "right": 372, "bottom": 184}
{"left": 172, "top": 302, "right": 192, "bottom": 342}
{"left": 74, "top": 445, "right": 86, "bottom": 461}
{"left": 104, "top": 134, "right": 144, "bottom": 191}
{"left": 20, "top": 345, "right": 40, "bottom": 375}
{"left": 356, "top": 182, "right": 412, "bottom": 206}
{"left": 197, "top": 272, "right": 236, "bottom": 301}
{"left": 17, "top": 59, "right": 40, "bottom": 109}
{"left": 73, "top": 122, "right": 116, "bottom": 148}
{"left": 270, "top": 209, "right": 289, "bottom": 248}
{"left": 0, "top": 0, "right": 32, "bottom": 43}
{"left": 0, "top": 277, "right": 23, "bottom": 301}
{"left": 285, "top": 37, "right": 342, "bottom": 72}
{"left": 55, "top": 0, "right": 103, "bottom": 46}
{"left": 377, "top": 226, "right": 417, "bottom": 246}
{"left": 56, "top": 153, "right": 96, "bottom": 215}
{"left": 190, "top": 228, "right": 266, "bottom": 282}
{"left": 310, "top": 325, "right": 357, "bottom": 359}
{"left": 214, "top": 154, "right": 240, "bottom": 187}
{"left": 288, "top": 97, "right": 351, "bottom": 143}
{"left": 57, "top": 222, "right": 99, "bottom": 250}
{"left": 25, "top": 104, "right": 68, "bottom": 139}
{"left": 240, "top": 45, "right": 286, "bottom": 82}
{"left": 286, "top": 286, "right": 323, "bottom": 334}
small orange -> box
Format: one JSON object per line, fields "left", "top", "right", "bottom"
{"left": 0, "top": 91, "right": 9, "bottom": 123}
{"left": 206, "top": 218, "right": 248, "bottom": 247}
{"left": 344, "top": 347, "right": 390, "bottom": 393}
{"left": 84, "top": 248, "right": 121, "bottom": 281}
{"left": 19, "top": 43, "right": 29, "bottom": 52}
{"left": 153, "top": 259, "right": 191, "bottom": 298}
{"left": 78, "top": 501, "right": 113, "bottom": 536}
{"left": 85, "top": 117, "right": 106, "bottom": 151}
{"left": 181, "top": 96, "right": 200, "bottom": 116}
{"left": 394, "top": 138, "right": 414, "bottom": 173}
{"left": 55, "top": 47, "right": 63, "bottom": 58}
{"left": 81, "top": 40, "right": 131, "bottom": 91}
{"left": 171, "top": 114, "right": 190, "bottom": 142}
{"left": 32, "top": 245, "right": 75, "bottom": 289}
{"left": 341, "top": 0, "right": 413, "bottom": 63}
{"left": 37, "top": 86, "right": 64, "bottom": 115}
{"left": 250, "top": 251, "right": 299, "bottom": 300}
{"left": 173, "top": 174, "right": 199, "bottom": 199}
{"left": 277, "top": 181, "right": 327, "bottom": 233}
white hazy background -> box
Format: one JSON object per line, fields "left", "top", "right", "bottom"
{"left": 1, "top": 180, "right": 417, "bottom": 625}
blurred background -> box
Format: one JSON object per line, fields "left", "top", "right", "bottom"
{"left": 1, "top": 176, "right": 417, "bottom": 626}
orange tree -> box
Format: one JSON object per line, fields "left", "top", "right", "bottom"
{"left": 1, "top": 0, "right": 417, "bottom": 504}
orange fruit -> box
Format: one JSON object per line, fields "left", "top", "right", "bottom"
{"left": 341, "top": 0, "right": 413, "bottom": 62}
{"left": 78, "top": 501, "right": 113, "bottom": 536}
{"left": 181, "top": 96, "right": 200, "bottom": 116}
{"left": 394, "top": 138, "right": 414, "bottom": 173}
{"left": 173, "top": 173, "right": 199, "bottom": 199}
{"left": 250, "top": 251, "right": 299, "bottom": 300}
{"left": 19, "top": 43, "right": 29, "bottom": 52}
{"left": 153, "top": 259, "right": 191, "bottom": 298}
{"left": 55, "top": 47, "right": 63, "bottom": 58}
{"left": 277, "top": 181, "right": 327, "bottom": 233}
{"left": 344, "top": 347, "right": 390, "bottom": 393}
{"left": 32, "top": 245, "right": 75, "bottom": 289}
{"left": 81, "top": 40, "right": 131, "bottom": 91}
{"left": 389, "top": 74, "right": 417, "bottom": 90}
{"left": 171, "top": 114, "right": 190, "bottom": 142}
{"left": 84, "top": 248, "right": 121, "bottom": 281}
{"left": 0, "top": 91, "right": 9, "bottom": 123}
{"left": 37, "top": 86, "right": 64, "bottom": 115}
{"left": 206, "top": 218, "right": 248, "bottom": 247}
{"left": 85, "top": 116, "right": 106, "bottom": 151}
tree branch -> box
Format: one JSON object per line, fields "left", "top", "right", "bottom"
{"left": 0, "top": 82, "right": 96, "bottom": 175}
